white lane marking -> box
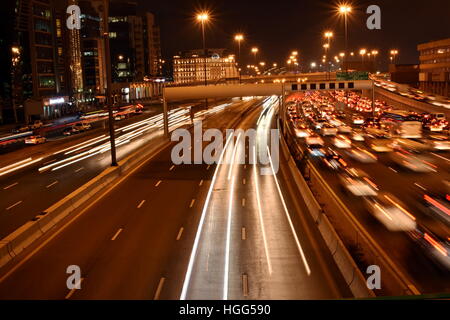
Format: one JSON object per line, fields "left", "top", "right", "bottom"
{"left": 227, "top": 133, "right": 242, "bottom": 180}
{"left": 169, "top": 165, "right": 175, "bottom": 171}
{"left": 389, "top": 167, "right": 398, "bottom": 173}
{"left": 253, "top": 146, "right": 273, "bottom": 275}
{"left": 223, "top": 176, "right": 236, "bottom": 300}
{"left": 241, "top": 227, "right": 247, "bottom": 240}
{"left": 242, "top": 274, "right": 249, "bottom": 297}
{"left": 189, "top": 199, "right": 196, "bottom": 208}
{"left": 154, "top": 277, "right": 166, "bottom": 300}
{"left": 176, "top": 227, "right": 184, "bottom": 241}
{"left": 180, "top": 133, "right": 234, "bottom": 300}
{"left": 111, "top": 228, "right": 123, "bottom": 241}
{"left": 267, "top": 146, "right": 311, "bottom": 276}
{"left": 199, "top": 180, "right": 204, "bottom": 186}
{"left": 46, "top": 180, "right": 59, "bottom": 189}
{"left": 6, "top": 201, "right": 22, "bottom": 211}
{"left": 408, "top": 284, "right": 421, "bottom": 296}
{"left": 414, "top": 183, "right": 427, "bottom": 191}
{"left": 155, "top": 180, "right": 162, "bottom": 187}
{"left": 65, "top": 278, "right": 84, "bottom": 300}
{"left": 432, "top": 152, "right": 450, "bottom": 162}
{"left": 242, "top": 198, "right": 246, "bottom": 207}
{"left": 3, "top": 182, "right": 18, "bottom": 190}
{"left": 75, "top": 167, "right": 84, "bottom": 173}
{"left": 137, "top": 200, "right": 146, "bottom": 209}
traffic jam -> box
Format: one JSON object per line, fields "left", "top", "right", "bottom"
{"left": 285, "top": 90, "right": 450, "bottom": 271}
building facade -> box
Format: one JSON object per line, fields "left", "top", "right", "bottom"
{"left": 418, "top": 38, "right": 450, "bottom": 97}
{"left": 173, "top": 49, "right": 239, "bottom": 85}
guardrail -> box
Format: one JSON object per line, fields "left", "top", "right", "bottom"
{"left": 281, "top": 121, "right": 420, "bottom": 297}
{"left": 279, "top": 128, "right": 374, "bottom": 298}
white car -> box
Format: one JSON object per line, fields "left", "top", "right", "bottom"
{"left": 351, "top": 131, "right": 365, "bottom": 142}
{"left": 74, "top": 122, "right": 92, "bottom": 131}
{"left": 338, "top": 125, "right": 352, "bottom": 134}
{"left": 25, "top": 135, "right": 46, "bottom": 145}
{"left": 427, "top": 135, "right": 450, "bottom": 151}
{"left": 333, "top": 135, "right": 352, "bottom": 148}
{"left": 368, "top": 139, "right": 393, "bottom": 153}
{"left": 321, "top": 125, "right": 338, "bottom": 136}
{"left": 339, "top": 168, "right": 378, "bottom": 197}
{"left": 364, "top": 193, "right": 417, "bottom": 232}
{"left": 346, "top": 148, "right": 378, "bottom": 163}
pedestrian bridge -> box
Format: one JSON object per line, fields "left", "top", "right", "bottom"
{"left": 164, "top": 80, "right": 373, "bottom": 102}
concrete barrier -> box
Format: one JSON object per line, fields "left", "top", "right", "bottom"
{"left": 279, "top": 133, "right": 375, "bottom": 298}
{"left": 0, "top": 241, "right": 13, "bottom": 267}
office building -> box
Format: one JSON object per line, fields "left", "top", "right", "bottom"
{"left": 418, "top": 38, "right": 450, "bottom": 97}
{"left": 173, "top": 49, "right": 239, "bottom": 84}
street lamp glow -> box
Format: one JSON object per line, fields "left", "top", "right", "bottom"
{"left": 273, "top": 63, "right": 278, "bottom": 67}
{"left": 323, "top": 43, "right": 330, "bottom": 49}
{"left": 339, "top": 52, "right": 345, "bottom": 58}
{"left": 251, "top": 47, "right": 259, "bottom": 54}
{"left": 311, "top": 62, "right": 317, "bottom": 68}
{"left": 234, "top": 34, "right": 244, "bottom": 42}
{"left": 339, "top": 5, "right": 352, "bottom": 13}
{"left": 324, "top": 31, "right": 334, "bottom": 38}
{"left": 371, "top": 50, "right": 379, "bottom": 56}
{"left": 11, "top": 46, "right": 20, "bottom": 54}
{"left": 292, "top": 51, "right": 298, "bottom": 56}
{"left": 360, "top": 49, "right": 367, "bottom": 56}
{"left": 196, "top": 12, "right": 209, "bottom": 22}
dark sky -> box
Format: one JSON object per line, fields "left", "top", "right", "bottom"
{"left": 139, "top": 0, "right": 450, "bottom": 70}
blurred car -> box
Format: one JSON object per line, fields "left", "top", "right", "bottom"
{"left": 294, "top": 125, "right": 311, "bottom": 138}
{"left": 426, "top": 135, "right": 450, "bottom": 151}
{"left": 333, "top": 135, "right": 352, "bottom": 149}
{"left": 337, "top": 111, "right": 347, "bottom": 119}
{"left": 390, "top": 149, "right": 437, "bottom": 173}
{"left": 73, "top": 122, "right": 92, "bottom": 131}
{"left": 63, "top": 127, "right": 80, "bottom": 136}
{"left": 25, "top": 135, "right": 46, "bottom": 145}
{"left": 352, "top": 115, "right": 365, "bottom": 125}
{"left": 339, "top": 168, "right": 378, "bottom": 197}
{"left": 12, "top": 125, "right": 31, "bottom": 133}
{"left": 351, "top": 130, "right": 365, "bottom": 142}
{"left": 364, "top": 192, "right": 417, "bottom": 232}
{"left": 321, "top": 148, "right": 348, "bottom": 171}
{"left": 422, "top": 193, "right": 450, "bottom": 226}
{"left": 29, "top": 120, "right": 43, "bottom": 129}
{"left": 367, "top": 139, "right": 393, "bottom": 153}
{"left": 313, "top": 118, "right": 328, "bottom": 130}
{"left": 409, "top": 227, "right": 450, "bottom": 271}
{"left": 306, "top": 135, "right": 325, "bottom": 157}
{"left": 346, "top": 147, "right": 378, "bottom": 163}
{"left": 338, "top": 125, "right": 352, "bottom": 134}
{"left": 321, "top": 124, "right": 338, "bottom": 136}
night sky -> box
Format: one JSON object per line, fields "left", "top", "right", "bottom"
{"left": 139, "top": 0, "right": 450, "bottom": 69}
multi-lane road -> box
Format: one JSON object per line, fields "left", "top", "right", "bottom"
{"left": 285, "top": 92, "right": 450, "bottom": 295}
{"left": 0, "top": 96, "right": 351, "bottom": 300}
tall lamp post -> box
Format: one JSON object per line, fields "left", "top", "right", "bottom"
{"left": 324, "top": 31, "right": 333, "bottom": 79}
{"left": 102, "top": 0, "right": 117, "bottom": 166}
{"left": 251, "top": 47, "right": 259, "bottom": 65}
{"left": 339, "top": 4, "right": 352, "bottom": 108}
{"left": 234, "top": 34, "right": 244, "bottom": 83}
{"left": 197, "top": 12, "right": 209, "bottom": 86}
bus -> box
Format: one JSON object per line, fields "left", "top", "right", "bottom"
{"left": 380, "top": 110, "right": 422, "bottom": 139}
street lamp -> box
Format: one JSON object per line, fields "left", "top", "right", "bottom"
{"left": 360, "top": 48, "right": 367, "bottom": 62}
{"left": 234, "top": 33, "right": 244, "bottom": 83}
{"left": 339, "top": 5, "right": 352, "bottom": 74}
{"left": 390, "top": 49, "right": 399, "bottom": 63}
{"left": 251, "top": 47, "right": 259, "bottom": 65}
{"left": 196, "top": 12, "right": 210, "bottom": 86}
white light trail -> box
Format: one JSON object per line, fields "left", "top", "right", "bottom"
{"left": 223, "top": 176, "right": 236, "bottom": 300}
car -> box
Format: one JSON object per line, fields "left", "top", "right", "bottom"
{"left": 306, "top": 135, "right": 325, "bottom": 157}
{"left": 346, "top": 147, "right": 378, "bottom": 163}
{"left": 321, "top": 148, "right": 348, "bottom": 171}
{"left": 364, "top": 128, "right": 392, "bottom": 139}
{"left": 73, "top": 122, "right": 92, "bottom": 131}
{"left": 338, "top": 168, "right": 378, "bottom": 197}
{"left": 363, "top": 192, "right": 417, "bottom": 232}
{"left": 351, "top": 130, "right": 365, "bottom": 142}
{"left": 320, "top": 124, "right": 338, "bottom": 136}
{"left": 294, "top": 125, "right": 311, "bottom": 138}
{"left": 390, "top": 149, "right": 437, "bottom": 173}
{"left": 367, "top": 139, "right": 393, "bottom": 153}
{"left": 422, "top": 193, "right": 450, "bottom": 226}
{"left": 352, "top": 115, "right": 365, "bottom": 125}
{"left": 313, "top": 119, "right": 328, "bottom": 130}
{"left": 338, "top": 125, "right": 352, "bottom": 134}
{"left": 425, "top": 135, "right": 450, "bottom": 151}
{"left": 25, "top": 135, "right": 46, "bottom": 145}
{"left": 337, "top": 111, "right": 347, "bottom": 119}
{"left": 29, "top": 120, "right": 43, "bottom": 129}
{"left": 333, "top": 135, "right": 352, "bottom": 149}
{"left": 63, "top": 127, "right": 80, "bottom": 136}
{"left": 409, "top": 227, "right": 450, "bottom": 271}
{"left": 12, "top": 125, "right": 31, "bottom": 133}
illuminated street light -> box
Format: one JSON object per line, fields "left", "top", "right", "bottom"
{"left": 339, "top": 4, "right": 352, "bottom": 76}
{"left": 234, "top": 33, "right": 244, "bottom": 83}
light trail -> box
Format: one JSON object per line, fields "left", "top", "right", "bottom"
{"left": 223, "top": 176, "right": 236, "bottom": 300}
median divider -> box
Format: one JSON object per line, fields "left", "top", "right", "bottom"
{"left": 279, "top": 133, "right": 375, "bottom": 298}
{"left": 0, "top": 98, "right": 262, "bottom": 270}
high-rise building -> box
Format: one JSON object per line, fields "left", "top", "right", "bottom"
{"left": 173, "top": 49, "right": 239, "bottom": 85}
{"left": 418, "top": 38, "right": 450, "bottom": 97}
